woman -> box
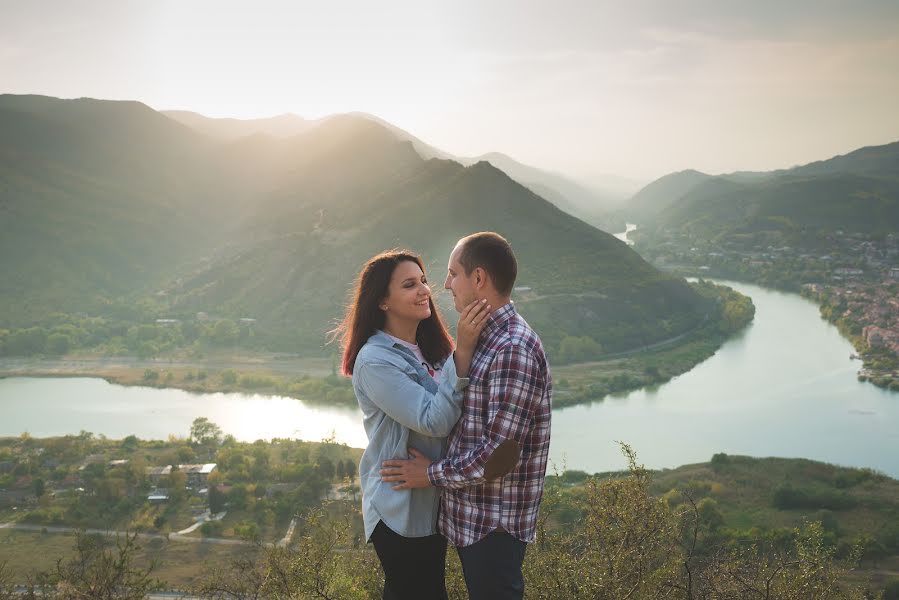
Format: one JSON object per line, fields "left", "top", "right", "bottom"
{"left": 336, "top": 250, "right": 490, "bottom": 600}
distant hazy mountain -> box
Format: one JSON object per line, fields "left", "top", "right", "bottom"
{"left": 0, "top": 94, "right": 710, "bottom": 356}
{"left": 463, "top": 152, "right": 631, "bottom": 224}
{"left": 163, "top": 110, "right": 314, "bottom": 140}
{"left": 625, "top": 142, "right": 899, "bottom": 236}
{"left": 618, "top": 169, "right": 712, "bottom": 224}
{"left": 165, "top": 109, "right": 631, "bottom": 227}
{"left": 786, "top": 140, "right": 899, "bottom": 179}
{"left": 327, "top": 114, "right": 635, "bottom": 224}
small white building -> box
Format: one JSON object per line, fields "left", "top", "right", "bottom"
{"left": 147, "top": 488, "right": 170, "bottom": 503}
{"left": 178, "top": 464, "right": 218, "bottom": 487}
{"left": 146, "top": 465, "right": 172, "bottom": 483}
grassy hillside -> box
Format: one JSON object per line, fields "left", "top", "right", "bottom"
{"left": 627, "top": 141, "right": 899, "bottom": 238}
{"left": 617, "top": 169, "right": 711, "bottom": 224}
{"left": 552, "top": 454, "right": 899, "bottom": 567}
{"left": 0, "top": 96, "right": 232, "bottom": 325}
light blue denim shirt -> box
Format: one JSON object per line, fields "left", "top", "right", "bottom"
{"left": 353, "top": 330, "right": 468, "bottom": 541}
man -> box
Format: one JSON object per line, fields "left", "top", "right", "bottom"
{"left": 381, "top": 232, "right": 552, "bottom": 600}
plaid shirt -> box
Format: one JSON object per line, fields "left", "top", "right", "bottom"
{"left": 427, "top": 302, "right": 552, "bottom": 547}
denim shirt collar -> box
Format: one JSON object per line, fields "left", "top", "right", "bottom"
{"left": 368, "top": 330, "right": 448, "bottom": 369}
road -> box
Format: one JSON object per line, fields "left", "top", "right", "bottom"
{"left": 0, "top": 521, "right": 261, "bottom": 547}
{"left": 0, "top": 354, "right": 333, "bottom": 377}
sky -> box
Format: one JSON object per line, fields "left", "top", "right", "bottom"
{"left": 2, "top": 0, "right": 899, "bottom": 184}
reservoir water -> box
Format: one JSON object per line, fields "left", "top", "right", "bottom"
{"left": 1, "top": 280, "right": 897, "bottom": 476}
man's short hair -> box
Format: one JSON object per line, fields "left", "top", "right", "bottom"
{"left": 457, "top": 232, "right": 517, "bottom": 296}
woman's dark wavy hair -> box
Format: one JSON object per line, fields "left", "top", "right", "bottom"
{"left": 334, "top": 250, "right": 454, "bottom": 376}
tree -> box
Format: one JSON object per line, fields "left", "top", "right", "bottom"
{"left": 316, "top": 457, "right": 335, "bottom": 481}
{"left": 190, "top": 417, "right": 223, "bottom": 448}
{"left": 166, "top": 469, "right": 187, "bottom": 502}
{"left": 48, "top": 532, "right": 161, "bottom": 599}
{"left": 557, "top": 335, "right": 603, "bottom": 363}
{"left": 121, "top": 435, "right": 140, "bottom": 452}
{"left": 46, "top": 333, "right": 72, "bottom": 355}
{"left": 209, "top": 320, "right": 240, "bottom": 346}
{"left": 32, "top": 478, "right": 45, "bottom": 498}
{"left": 209, "top": 485, "right": 227, "bottom": 514}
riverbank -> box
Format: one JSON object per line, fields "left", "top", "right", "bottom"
{"left": 0, "top": 282, "right": 755, "bottom": 411}
{"left": 552, "top": 280, "right": 754, "bottom": 408}
{"left": 631, "top": 227, "right": 899, "bottom": 392}
{"left": 0, "top": 360, "right": 357, "bottom": 408}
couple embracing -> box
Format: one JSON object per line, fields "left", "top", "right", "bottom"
{"left": 336, "top": 232, "right": 552, "bottom": 600}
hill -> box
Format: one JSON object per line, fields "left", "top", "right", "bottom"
{"left": 626, "top": 141, "right": 899, "bottom": 237}
{"left": 0, "top": 94, "right": 712, "bottom": 358}
{"left": 467, "top": 151, "right": 629, "bottom": 225}
{"left": 616, "top": 169, "right": 711, "bottom": 225}
{"left": 0, "top": 95, "right": 232, "bottom": 324}
{"left": 163, "top": 115, "right": 710, "bottom": 354}
{"left": 553, "top": 453, "right": 899, "bottom": 571}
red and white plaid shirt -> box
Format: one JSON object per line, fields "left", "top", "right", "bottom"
{"left": 427, "top": 302, "right": 552, "bottom": 547}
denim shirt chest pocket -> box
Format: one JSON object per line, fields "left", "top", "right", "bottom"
{"left": 392, "top": 344, "right": 441, "bottom": 394}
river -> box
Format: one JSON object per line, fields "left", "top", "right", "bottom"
{"left": 1, "top": 281, "right": 897, "bottom": 476}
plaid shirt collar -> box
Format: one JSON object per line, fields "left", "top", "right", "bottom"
{"left": 482, "top": 301, "right": 516, "bottom": 336}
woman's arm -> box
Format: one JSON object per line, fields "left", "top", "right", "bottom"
{"left": 355, "top": 358, "right": 467, "bottom": 437}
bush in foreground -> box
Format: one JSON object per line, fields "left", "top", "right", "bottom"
{"left": 1, "top": 446, "right": 880, "bottom": 599}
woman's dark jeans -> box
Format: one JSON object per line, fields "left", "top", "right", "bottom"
{"left": 370, "top": 520, "right": 449, "bottom": 600}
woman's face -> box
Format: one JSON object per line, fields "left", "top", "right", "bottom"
{"left": 382, "top": 260, "right": 432, "bottom": 323}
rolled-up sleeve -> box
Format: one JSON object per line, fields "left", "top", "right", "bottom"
{"left": 427, "top": 345, "right": 544, "bottom": 488}
{"left": 356, "top": 357, "right": 468, "bottom": 438}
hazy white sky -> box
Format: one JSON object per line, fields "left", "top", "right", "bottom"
{"left": 2, "top": 0, "right": 898, "bottom": 182}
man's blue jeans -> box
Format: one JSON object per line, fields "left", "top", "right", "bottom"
{"left": 457, "top": 530, "right": 527, "bottom": 600}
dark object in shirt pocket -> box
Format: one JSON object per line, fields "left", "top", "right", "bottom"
{"left": 484, "top": 439, "right": 521, "bottom": 481}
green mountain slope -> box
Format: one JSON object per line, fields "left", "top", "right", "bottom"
{"left": 0, "top": 95, "right": 234, "bottom": 324}
{"left": 628, "top": 141, "right": 899, "bottom": 236}
{"left": 165, "top": 117, "right": 709, "bottom": 354}
{"left": 619, "top": 169, "right": 711, "bottom": 224}
{"left": 0, "top": 95, "right": 711, "bottom": 357}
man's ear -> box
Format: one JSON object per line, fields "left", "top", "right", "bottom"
{"left": 474, "top": 267, "right": 487, "bottom": 290}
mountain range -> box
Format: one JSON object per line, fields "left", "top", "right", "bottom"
{"left": 0, "top": 94, "right": 708, "bottom": 357}
{"left": 163, "top": 110, "right": 637, "bottom": 226}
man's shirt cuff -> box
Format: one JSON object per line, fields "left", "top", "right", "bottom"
{"left": 427, "top": 461, "right": 447, "bottom": 487}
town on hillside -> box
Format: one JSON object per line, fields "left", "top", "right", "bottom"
{"left": 637, "top": 230, "right": 899, "bottom": 389}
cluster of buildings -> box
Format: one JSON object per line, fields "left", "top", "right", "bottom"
{"left": 146, "top": 463, "right": 217, "bottom": 502}
{"left": 643, "top": 230, "right": 899, "bottom": 381}
{"left": 645, "top": 231, "right": 899, "bottom": 284}
{"left": 0, "top": 447, "right": 219, "bottom": 510}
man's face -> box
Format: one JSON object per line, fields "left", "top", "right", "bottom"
{"left": 444, "top": 244, "right": 479, "bottom": 312}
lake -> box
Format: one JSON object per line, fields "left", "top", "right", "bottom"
{"left": 1, "top": 280, "right": 897, "bottom": 476}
